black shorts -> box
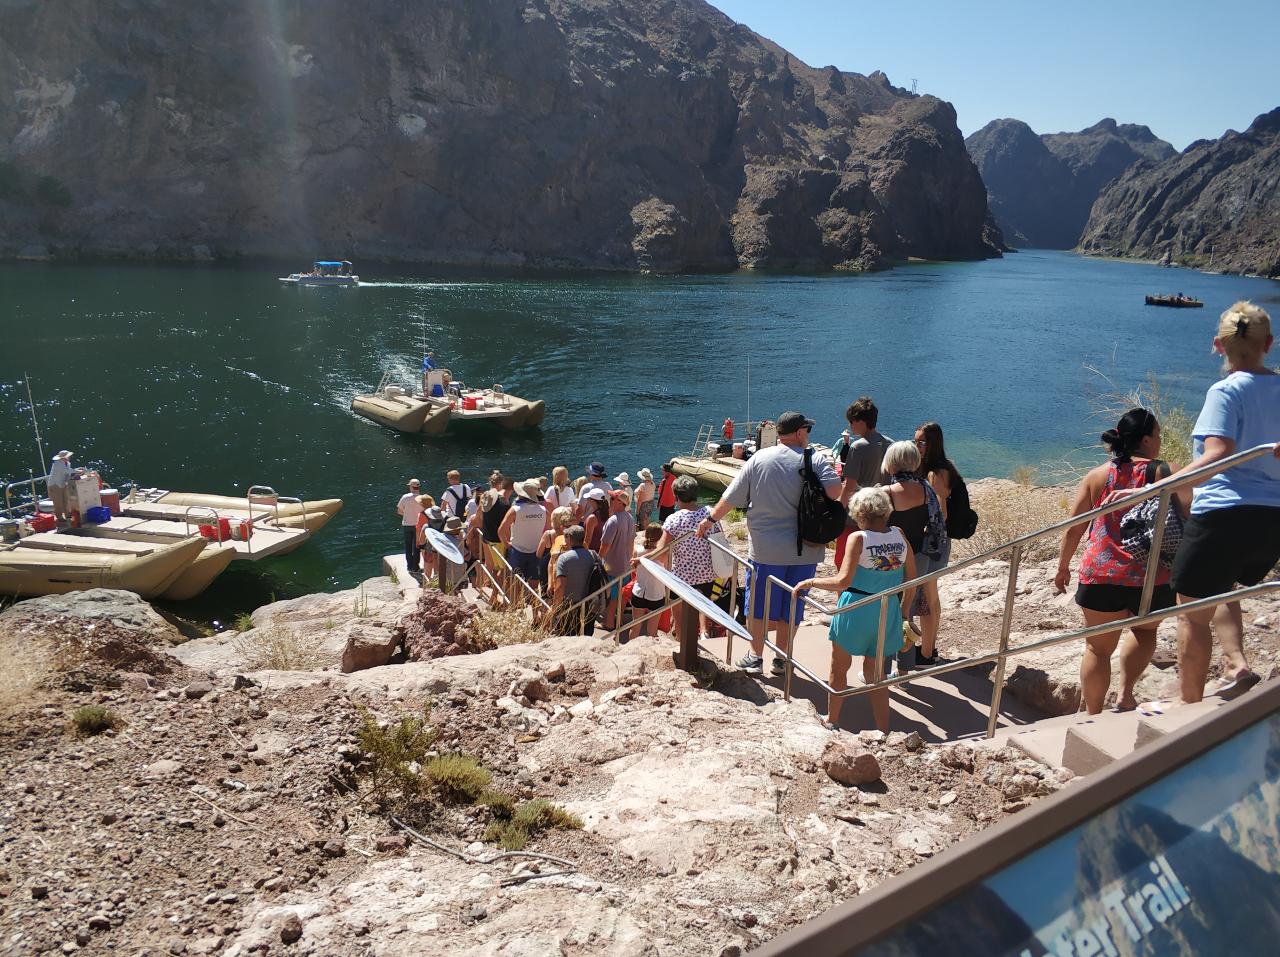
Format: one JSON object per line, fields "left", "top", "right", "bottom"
{"left": 631, "top": 595, "right": 665, "bottom": 612}
{"left": 1172, "top": 505, "right": 1280, "bottom": 598}
{"left": 1075, "top": 582, "right": 1175, "bottom": 615}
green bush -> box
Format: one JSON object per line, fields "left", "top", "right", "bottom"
{"left": 513, "top": 797, "right": 583, "bottom": 832}
{"left": 355, "top": 706, "right": 438, "bottom": 802}
{"left": 422, "top": 753, "right": 491, "bottom": 803}
{"left": 35, "top": 175, "right": 71, "bottom": 207}
{"left": 71, "top": 705, "right": 121, "bottom": 736}
{"left": 0, "top": 160, "right": 22, "bottom": 201}
{"left": 479, "top": 788, "right": 516, "bottom": 820}
{"left": 482, "top": 820, "right": 528, "bottom": 851}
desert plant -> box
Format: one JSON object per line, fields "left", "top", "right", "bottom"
{"left": 355, "top": 706, "right": 438, "bottom": 802}
{"left": 513, "top": 798, "right": 583, "bottom": 832}
{"left": 388, "top": 568, "right": 400, "bottom": 585}
{"left": 1085, "top": 367, "right": 1195, "bottom": 469}
{"left": 952, "top": 482, "right": 1069, "bottom": 564}
{"left": 478, "top": 788, "right": 516, "bottom": 820}
{"left": 71, "top": 705, "right": 121, "bottom": 736}
{"left": 482, "top": 820, "right": 528, "bottom": 851}
{"left": 353, "top": 584, "right": 372, "bottom": 618}
{"left": 231, "top": 625, "right": 325, "bottom": 671}
{"left": 233, "top": 611, "right": 254, "bottom": 632}
{"left": 465, "top": 608, "right": 549, "bottom": 650}
{"left": 422, "top": 754, "right": 491, "bottom": 803}
{"left": 1010, "top": 465, "right": 1038, "bottom": 487}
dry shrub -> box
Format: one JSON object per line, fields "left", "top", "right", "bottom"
{"left": 231, "top": 625, "right": 326, "bottom": 671}
{"left": 72, "top": 705, "right": 121, "bottom": 736}
{"left": 513, "top": 797, "right": 583, "bottom": 831}
{"left": 954, "top": 480, "right": 1070, "bottom": 563}
{"left": 1086, "top": 367, "right": 1196, "bottom": 469}
{"left": 356, "top": 706, "right": 438, "bottom": 804}
{"left": 0, "top": 642, "right": 51, "bottom": 715}
{"left": 465, "top": 609, "right": 549, "bottom": 651}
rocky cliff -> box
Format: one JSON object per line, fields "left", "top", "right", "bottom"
{"left": 1079, "top": 108, "right": 1280, "bottom": 277}
{"left": 966, "top": 118, "right": 1174, "bottom": 248}
{"left": 0, "top": 0, "right": 1000, "bottom": 272}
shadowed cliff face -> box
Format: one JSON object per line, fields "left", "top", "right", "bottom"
{"left": 1079, "top": 108, "right": 1280, "bottom": 278}
{"left": 966, "top": 118, "right": 1174, "bottom": 249}
{"left": 0, "top": 0, "right": 1000, "bottom": 272}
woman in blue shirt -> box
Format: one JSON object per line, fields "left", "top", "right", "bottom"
{"left": 1169, "top": 301, "right": 1280, "bottom": 705}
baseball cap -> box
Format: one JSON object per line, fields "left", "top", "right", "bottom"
{"left": 777, "top": 412, "right": 816, "bottom": 435}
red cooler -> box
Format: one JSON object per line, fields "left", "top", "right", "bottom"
{"left": 462, "top": 396, "right": 478, "bottom": 410}
{"left": 100, "top": 488, "right": 121, "bottom": 516}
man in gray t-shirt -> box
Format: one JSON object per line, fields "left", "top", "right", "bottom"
{"left": 553, "top": 525, "right": 596, "bottom": 637}
{"left": 698, "top": 411, "right": 842, "bottom": 676}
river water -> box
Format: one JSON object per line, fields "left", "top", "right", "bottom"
{"left": 4, "top": 251, "right": 1277, "bottom": 619}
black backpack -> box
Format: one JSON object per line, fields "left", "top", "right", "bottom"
{"left": 945, "top": 470, "right": 979, "bottom": 540}
{"left": 797, "top": 447, "right": 847, "bottom": 554}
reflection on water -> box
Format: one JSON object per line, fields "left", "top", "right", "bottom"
{"left": 2, "top": 252, "right": 1275, "bottom": 616}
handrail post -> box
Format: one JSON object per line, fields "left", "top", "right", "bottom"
{"left": 872, "top": 595, "right": 889, "bottom": 683}
{"left": 726, "top": 564, "right": 739, "bottom": 665}
{"left": 782, "top": 583, "right": 798, "bottom": 702}
{"left": 986, "top": 543, "right": 1023, "bottom": 739}
{"left": 1137, "top": 489, "right": 1171, "bottom": 617}
{"left": 763, "top": 572, "right": 773, "bottom": 673}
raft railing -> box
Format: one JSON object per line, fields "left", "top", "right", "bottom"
{"left": 747, "top": 442, "right": 1279, "bottom": 738}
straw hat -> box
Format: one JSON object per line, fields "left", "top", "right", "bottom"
{"left": 54, "top": 450, "right": 74, "bottom": 460}
{"left": 637, "top": 467, "right": 653, "bottom": 482}
{"left": 614, "top": 472, "right": 632, "bottom": 487}
{"left": 443, "top": 516, "right": 463, "bottom": 533}
{"left": 516, "top": 479, "right": 541, "bottom": 502}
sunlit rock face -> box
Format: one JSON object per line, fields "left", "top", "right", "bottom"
{"left": 0, "top": 0, "right": 999, "bottom": 272}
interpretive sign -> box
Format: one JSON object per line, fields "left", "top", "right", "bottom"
{"left": 756, "top": 684, "right": 1280, "bottom": 957}
{"left": 638, "top": 557, "right": 750, "bottom": 642}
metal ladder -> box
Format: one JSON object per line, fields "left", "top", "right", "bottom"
{"left": 691, "top": 423, "right": 716, "bottom": 456}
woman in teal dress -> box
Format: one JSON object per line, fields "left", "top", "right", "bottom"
{"left": 798, "top": 487, "right": 918, "bottom": 733}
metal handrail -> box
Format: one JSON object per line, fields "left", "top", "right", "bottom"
{"left": 557, "top": 523, "right": 689, "bottom": 628}
{"left": 755, "top": 441, "right": 1278, "bottom": 737}
{"left": 487, "top": 543, "right": 552, "bottom": 613}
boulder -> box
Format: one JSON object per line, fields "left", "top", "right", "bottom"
{"left": 821, "top": 740, "right": 882, "bottom": 786}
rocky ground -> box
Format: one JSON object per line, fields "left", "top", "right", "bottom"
{"left": 0, "top": 586, "right": 1073, "bottom": 956}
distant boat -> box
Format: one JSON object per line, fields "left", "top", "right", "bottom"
{"left": 279, "top": 261, "right": 359, "bottom": 286}
{"left": 1145, "top": 294, "right": 1203, "bottom": 308}
{"left": 351, "top": 363, "right": 546, "bottom": 435}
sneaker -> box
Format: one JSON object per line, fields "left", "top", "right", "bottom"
{"left": 896, "top": 648, "right": 915, "bottom": 674}
{"left": 770, "top": 656, "right": 788, "bottom": 678}
{"left": 736, "top": 653, "right": 764, "bottom": 674}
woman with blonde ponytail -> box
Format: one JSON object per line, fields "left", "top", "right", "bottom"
{"left": 1167, "top": 301, "right": 1280, "bottom": 706}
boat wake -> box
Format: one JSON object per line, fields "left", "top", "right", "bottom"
{"left": 354, "top": 281, "right": 497, "bottom": 290}
{"left": 224, "top": 366, "right": 292, "bottom": 393}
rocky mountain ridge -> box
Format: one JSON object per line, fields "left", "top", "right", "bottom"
{"left": 0, "top": 0, "right": 1001, "bottom": 272}
{"left": 1079, "top": 107, "right": 1280, "bottom": 278}
{"left": 966, "top": 117, "right": 1175, "bottom": 248}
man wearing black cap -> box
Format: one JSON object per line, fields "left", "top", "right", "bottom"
{"left": 697, "top": 412, "right": 841, "bottom": 676}
{"left": 582, "top": 462, "right": 612, "bottom": 499}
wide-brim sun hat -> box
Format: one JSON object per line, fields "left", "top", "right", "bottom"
{"left": 614, "top": 472, "right": 631, "bottom": 486}
{"left": 588, "top": 462, "right": 606, "bottom": 477}
{"left": 54, "top": 450, "right": 74, "bottom": 460}
{"left": 443, "top": 517, "right": 463, "bottom": 532}
{"left": 425, "top": 506, "right": 444, "bottom": 521}
{"left": 637, "top": 468, "right": 653, "bottom": 482}
{"left": 516, "top": 479, "right": 542, "bottom": 501}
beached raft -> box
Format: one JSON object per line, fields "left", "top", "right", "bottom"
{"left": 0, "top": 535, "right": 207, "bottom": 600}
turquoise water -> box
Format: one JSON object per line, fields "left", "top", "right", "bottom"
{"left": 3, "top": 251, "right": 1276, "bottom": 617}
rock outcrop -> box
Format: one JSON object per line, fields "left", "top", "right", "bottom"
{"left": 0, "top": 0, "right": 1000, "bottom": 272}
{"left": 1079, "top": 108, "right": 1280, "bottom": 277}
{"left": 966, "top": 117, "right": 1174, "bottom": 248}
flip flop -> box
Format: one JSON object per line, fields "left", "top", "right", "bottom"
{"left": 1138, "top": 700, "right": 1168, "bottom": 717}
{"left": 1216, "top": 670, "right": 1262, "bottom": 701}
{"left": 1112, "top": 701, "right": 1138, "bottom": 714}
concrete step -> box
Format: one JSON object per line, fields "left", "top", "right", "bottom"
{"left": 1134, "top": 697, "right": 1230, "bottom": 747}
{"left": 1061, "top": 710, "right": 1144, "bottom": 776}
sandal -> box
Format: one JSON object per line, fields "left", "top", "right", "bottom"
{"left": 1216, "top": 670, "right": 1262, "bottom": 701}
{"left": 1139, "top": 700, "right": 1169, "bottom": 717}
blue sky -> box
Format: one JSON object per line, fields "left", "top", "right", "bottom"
{"left": 707, "top": 0, "right": 1279, "bottom": 150}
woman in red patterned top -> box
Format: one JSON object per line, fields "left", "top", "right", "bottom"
{"left": 1054, "top": 409, "right": 1172, "bottom": 713}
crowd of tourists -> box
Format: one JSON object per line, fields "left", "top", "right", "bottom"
{"left": 391, "top": 300, "right": 1279, "bottom": 734}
